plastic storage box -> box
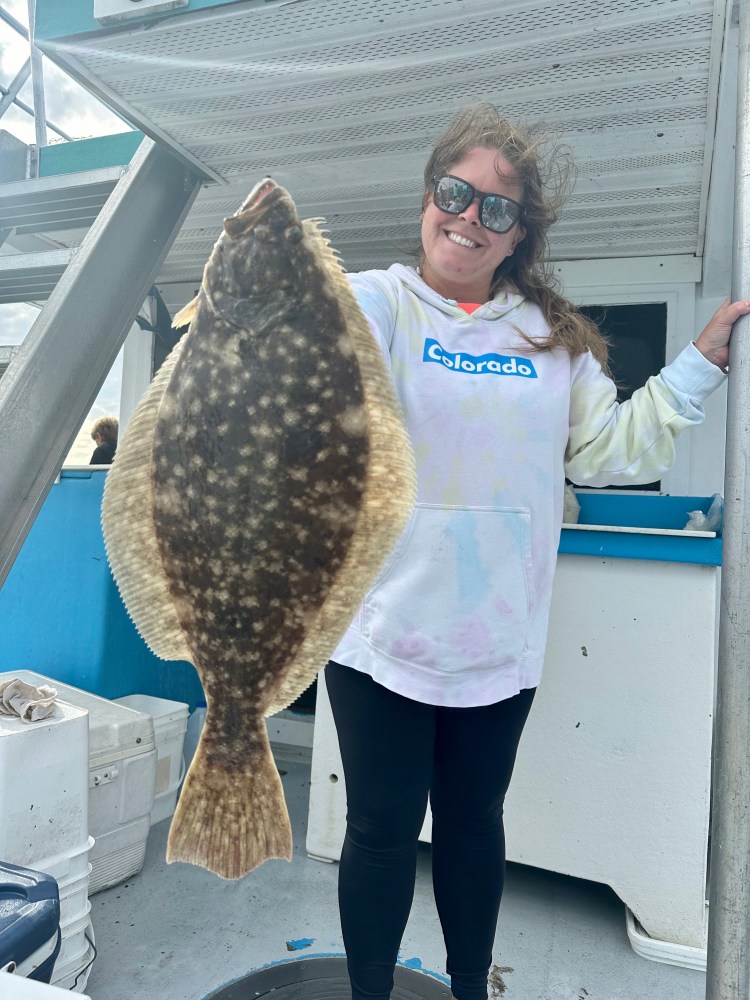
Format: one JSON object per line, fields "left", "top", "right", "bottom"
{"left": 9, "top": 671, "right": 158, "bottom": 895}
{"left": 0, "top": 862, "right": 60, "bottom": 982}
{"left": 114, "top": 695, "right": 188, "bottom": 825}
{"left": 0, "top": 682, "right": 93, "bottom": 992}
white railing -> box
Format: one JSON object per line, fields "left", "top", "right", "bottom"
{"left": 0, "top": 2, "right": 73, "bottom": 161}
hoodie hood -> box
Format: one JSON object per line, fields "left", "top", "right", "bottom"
{"left": 388, "top": 263, "right": 526, "bottom": 320}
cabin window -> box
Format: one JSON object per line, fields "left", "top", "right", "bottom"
{"left": 577, "top": 301, "right": 667, "bottom": 492}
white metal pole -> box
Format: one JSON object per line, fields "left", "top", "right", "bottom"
{"left": 26, "top": 0, "right": 46, "bottom": 149}
{"left": 705, "top": 1, "right": 750, "bottom": 997}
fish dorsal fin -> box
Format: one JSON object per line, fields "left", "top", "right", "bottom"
{"left": 102, "top": 338, "right": 193, "bottom": 663}
{"left": 172, "top": 295, "right": 200, "bottom": 330}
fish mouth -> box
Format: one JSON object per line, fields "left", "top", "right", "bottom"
{"left": 224, "top": 177, "right": 292, "bottom": 238}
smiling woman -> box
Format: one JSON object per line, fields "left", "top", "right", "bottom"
{"left": 419, "top": 147, "right": 526, "bottom": 303}
{"left": 321, "top": 101, "right": 750, "bottom": 1000}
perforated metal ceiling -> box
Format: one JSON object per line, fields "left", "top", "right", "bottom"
{"left": 42, "top": 0, "right": 726, "bottom": 306}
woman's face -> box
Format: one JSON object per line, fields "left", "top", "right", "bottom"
{"left": 419, "top": 146, "right": 526, "bottom": 303}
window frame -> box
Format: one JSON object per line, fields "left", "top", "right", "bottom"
{"left": 560, "top": 273, "right": 697, "bottom": 496}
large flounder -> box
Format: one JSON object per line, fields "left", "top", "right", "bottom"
{"left": 102, "top": 178, "right": 416, "bottom": 879}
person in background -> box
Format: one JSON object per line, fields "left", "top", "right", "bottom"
{"left": 90, "top": 415, "right": 118, "bottom": 465}
{"left": 324, "top": 103, "right": 750, "bottom": 1000}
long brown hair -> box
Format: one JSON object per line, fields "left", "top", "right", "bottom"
{"left": 421, "top": 104, "right": 610, "bottom": 373}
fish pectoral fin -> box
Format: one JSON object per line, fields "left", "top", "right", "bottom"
{"left": 172, "top": 295, "right": 200, "bottom": 330}
{"left": 165, "top": 720, "right": 293, "bottom": 879}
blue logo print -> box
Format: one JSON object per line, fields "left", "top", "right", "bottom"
{"left": 423, "top": 339, "right": 537, "bottom": 377}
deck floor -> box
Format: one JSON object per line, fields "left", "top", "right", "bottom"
{"left": 84, "top": 751, "right": 707, "bottom": 1000}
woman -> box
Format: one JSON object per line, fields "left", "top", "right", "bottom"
{"left": 325, "top": 104, "right": 749, "bottom": 1000}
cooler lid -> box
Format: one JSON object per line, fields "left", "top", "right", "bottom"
{"left": 0, "top": 862, "right": 60, "bottom": 969}
{"left": 0, "top": 670, "right": 155, "bottom": 762}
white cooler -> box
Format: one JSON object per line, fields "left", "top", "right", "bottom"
{"left": 7, "top": 671, "right": 158, "bottom": 896}
{"left": 0, "top": 677, "right": 93, "bottom": 992}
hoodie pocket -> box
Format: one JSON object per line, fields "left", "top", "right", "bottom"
{"left": 362, "top": 504, "right": 533, "bottom": 673}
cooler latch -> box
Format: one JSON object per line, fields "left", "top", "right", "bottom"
{"left": 89, "top": 766, "right": 119, "bottom": 787}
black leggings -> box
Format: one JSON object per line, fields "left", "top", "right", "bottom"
{"left": 325, "top": 661, "right": 535, "bottom": 1000}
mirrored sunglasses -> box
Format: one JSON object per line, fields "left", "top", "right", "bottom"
{"left": 432, "top": 173, "right": 524, "bottom": 234}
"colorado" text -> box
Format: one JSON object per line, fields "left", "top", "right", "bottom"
{"left": 423, "top": 339, "right": 538, "bottom": 377}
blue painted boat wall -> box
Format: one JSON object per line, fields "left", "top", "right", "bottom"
{"left": 0, "top": 469, "right": 203, "bottom": 708}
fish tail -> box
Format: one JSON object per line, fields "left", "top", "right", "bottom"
{"left": 166, "top": 721, "right": 293, "bottom": 879}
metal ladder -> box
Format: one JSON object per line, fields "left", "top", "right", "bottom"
{"left": 0, "top": 136, "right": 202, "bottom": 588}
{"left": 0, "top": 1, "right": 204, "bottom": 585}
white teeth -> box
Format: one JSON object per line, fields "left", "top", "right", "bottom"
{"left": 447, "top": 231, "right": 479, "bottom": 249}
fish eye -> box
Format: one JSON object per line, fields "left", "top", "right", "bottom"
{"left": 284, "top": 225, "right": 303, "bottom": 244}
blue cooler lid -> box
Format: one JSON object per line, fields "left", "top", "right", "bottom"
{"left": 0, "top": 861, "right": 61, "bottom": 977}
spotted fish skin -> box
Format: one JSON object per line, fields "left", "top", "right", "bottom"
{"left": 102, "top": 179, "right": 416, "bottom": 878}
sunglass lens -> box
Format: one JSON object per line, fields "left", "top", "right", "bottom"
{"left": 434, "top": 176, "right": 472, "bottom": 214}
{"left": 482, "top": 197, "right": 519, "bottom": 234}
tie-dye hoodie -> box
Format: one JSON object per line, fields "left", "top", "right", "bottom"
{"left": 331, "top": 263, "right": 726, "bottom": 707}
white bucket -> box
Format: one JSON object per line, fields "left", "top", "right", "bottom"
{"left": 55, "top": 898, "right": 92, "bottom": 970}
{"left": 36, "top": 838, "right": 94, "bottom": 988}
{"left": 35, "top": 836, "right": 94, "bottom": 894}
{"left": 182, "top": 703, "right": 207, "bottom": 779}
{"left": 51, "top": 917, "right": 95, "bottom": 994}
{"left": 56, "top": 863, "right": 92, "bottom": 933}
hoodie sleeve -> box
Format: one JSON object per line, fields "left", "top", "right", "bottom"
{"left": 565, "top": 342, "right": 726, "bottom": 487}
{"left": 347, "top": 270, "right": 399, "bottom": 361}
